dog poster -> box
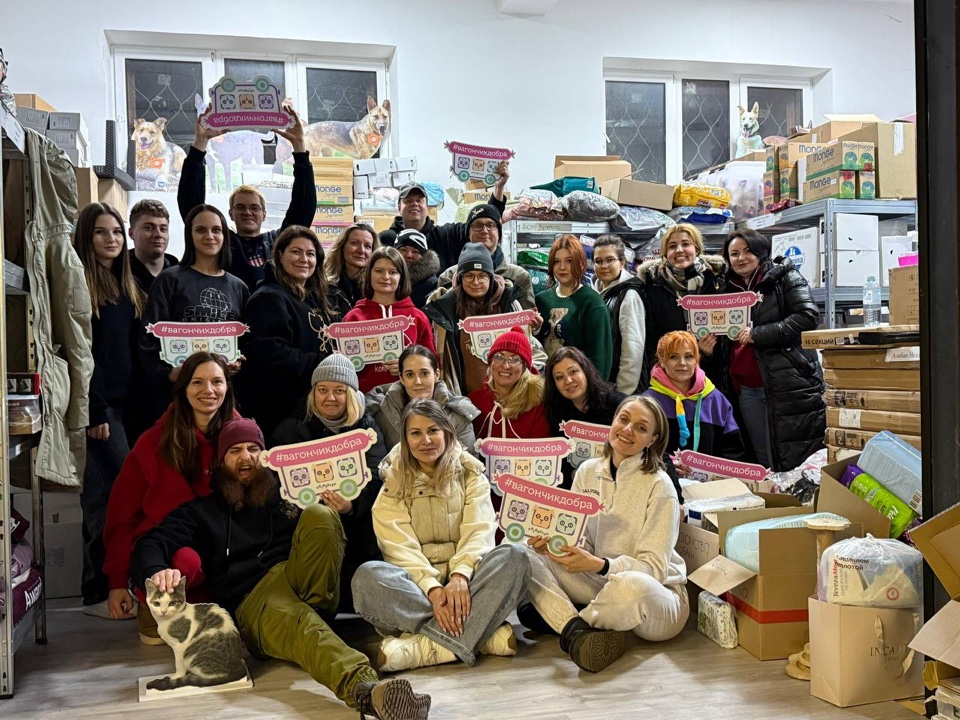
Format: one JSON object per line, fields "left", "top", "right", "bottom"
{"left": 444, "top": 140, "right": 515, "bottom": 186}
{"left": 459, "top": 310, "right": 539, "bottom": 362}
{"left": 324, "top": 316, "right": 414, "bottom": 370}
{"left": 492, "top": 473, "right": 603, "bottom": 555}
{"left": 132, "top": 118, "right": 187, "bottom": 191}
{"left": 274, "top": 96, "right": 391, "bottom": 168}
{"left": 146, "top": 321, "right": 249, "bottom": 366}
{"left": 560, "top": 420, "right": 610, "bottom": 469}
{"left": 678, "top": 291, "right": 760, "bottom": 340}
{"left": 200, "top": 76, "right": 294, "bottom": 133}
{"left": 676, "top": 450, "right": 768, "bottom": 483}
{"left": 261, "top": 428, "right": 378, "bottom": 507}
{"left": 476, "top": 437, "right": 574, "bottom": 492}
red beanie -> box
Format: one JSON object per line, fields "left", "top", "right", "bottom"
{"left": 489, "top": 326, "right": 534, "bottom": 372}
{"left": 217, "top": 417, "right": 265, "bottom": 465}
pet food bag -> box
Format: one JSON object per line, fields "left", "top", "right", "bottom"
{"left": 673, "top": 183, "right": 731, "bottom": 209}
{"left": 697, "top": 591, "right": 738, "bottom": 649}
{"left": 724, "top": 512, "right": 849, "bottom": 574}
{"left": 611, "top": 206, "right": 675, "bottom": 232}
{"left": 530, "top": 176, "right": 598, "bottom": 198}
{"left": 560, "top": 190, "right": 620, "bottom": 222}
{"left": 845, "top": 468, "right": 918, "bottom": 539}
{"left": 817, "top": 535, "right": 923, "bottom": 608}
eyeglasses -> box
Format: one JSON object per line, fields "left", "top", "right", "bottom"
{"left": 232, "top": 205, "right": 263, "bottom": 215}
{"left": 462, "top": 272, "right": 490, "bottom": 284}
{"left": 490, "top": 353, "right": 523, "bottom": 367}
{"left": 471, "top": 222, "right": 498, "bottom": 233}
{"left": 593, "top": 257, "right": 621, "bottom": 267}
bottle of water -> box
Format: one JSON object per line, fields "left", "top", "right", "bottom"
{"left": 862, "top": 275, "right": 881, "bottom": 327}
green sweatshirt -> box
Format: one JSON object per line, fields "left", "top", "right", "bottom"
{"left": 535, "top": 284, "right": 613, "bottom": 380}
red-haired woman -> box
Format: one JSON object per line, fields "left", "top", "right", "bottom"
{"left": 534, "top": 234, "right": 613, "bottom": 380}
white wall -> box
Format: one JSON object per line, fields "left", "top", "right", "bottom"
{"left": 6, "top": 0, "right": 915, "bottom": 205}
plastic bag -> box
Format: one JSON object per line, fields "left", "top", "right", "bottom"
{"left": 698, "top": 591, "right": 738, "bottom": 649}
{"left": 674, "top": 183, "right": 730, "bottom": 209}
{"left": 560, "top": 190, "right": 620, "bottom": 222}
{"left": 724, "top": 512, "right": 849, "bottom": 574}
{"left": 513, "top": 189, "right": 563, "bottom": 220}
{"left": 684, "top": 493, "right": 765, "bottom": 528}
{"left": 517, "top": 249, "right": 550, "bottom": 271}
{"left": 611, "top": 206, "right": 675, "bottom": 232}
{"left": 817, "top": 534, "right": 923, "bottom": 608}
{"left": 530, "top": 176, "right": 598, "bottom": 197}
{"left": 858, "top": 431, "right": 922, "bottom": 511}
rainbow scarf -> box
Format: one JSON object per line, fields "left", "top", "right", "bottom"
{"left": 649, "top": 366, "right": 715, "bottom": 449}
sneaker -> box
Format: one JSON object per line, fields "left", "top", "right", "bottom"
{"left": 377, "top": 633, "right": 457, "bottom": 673}
{"left": 137, "top": 603, "right": 166, "bottom": 646}
{"left": 83, "top": 599, "right": 135, "bottom": 620}
{"left": 479, "top": 622, "right": 517, "bottom": 656}
{"left": 560, "top": 617, "right": 625, "bottom": 673}
{"left": 355, "top": 678, "right": 431, "bottom": 720}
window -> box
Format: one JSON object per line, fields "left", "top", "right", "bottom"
{"left": 605, "top": 74, "right": 811, "bottom": 184}
{"left": 114, "top": 49, "right": 388, "bottom": 193}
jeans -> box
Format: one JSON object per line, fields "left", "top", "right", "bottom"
{"left": 80, "top": 406, "right": 129, "bottom": 604}
{"left": 352, "top": 543, "right": 531, "bottom": 666}
{"left": 738, "top": 386, "right": 771, "bottom": 468}
{"left": 235, "top": 505, "right": 378, "bottom": 709}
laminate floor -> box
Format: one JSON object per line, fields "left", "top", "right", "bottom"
{"left": 2, "top": 599, "right": 918, "bottom": 719}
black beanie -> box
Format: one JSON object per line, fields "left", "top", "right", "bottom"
{"left": 457, "top": 243, "right": 495, "bottom": 283}
{"left": 466, "top": 203, "right": 502, "bottom": 241}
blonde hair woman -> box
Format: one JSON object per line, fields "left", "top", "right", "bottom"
{"left": 352, "top": 399, "right": 530, "bottom": 671}
{"left": 523, "top": 395, "right": 688, "bottom": 673}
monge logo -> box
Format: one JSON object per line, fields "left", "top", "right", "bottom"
{"left": 784, "top": 245, "right": 805, "bottom": 269}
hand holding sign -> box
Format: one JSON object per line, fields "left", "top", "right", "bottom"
{"left": 200, "top": 76, "right": 296, "bottom": 133}
{"left": 459, "top": 310, "right": 538, "bottom": 362}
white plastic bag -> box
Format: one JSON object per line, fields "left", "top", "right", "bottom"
{"left": 817, "top": 534, "right": 923, "bottom": 608}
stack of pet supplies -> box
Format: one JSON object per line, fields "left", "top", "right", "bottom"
{"left": 0, "top": 508, "right": 42, "bottom": 628}
{"left": 310, "top": 157, "right": 355, "bottom": 248}
{"left": 17, "top": 106, "right": 89, "bottom": 167}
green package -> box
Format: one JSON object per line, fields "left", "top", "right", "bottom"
{"left": 848, "top": 471, "right": 918, "bottom": 538}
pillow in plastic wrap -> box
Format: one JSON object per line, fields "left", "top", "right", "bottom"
{"left": 611, "top": 206, "right": 675, "bottom": 232}
{"left": 684, "top": 493, "right": 765, "bottom": 528}
{"left": 724, "top": 512, "right": 849, "bottom": 573}
{"left": 513, "top": 189, "right": 563, "bottom": 220}
{"left": 858, "top": 430, "right": 922, "bottom": 511}
{"left": 560, "top": 191, "right": 620, "bottom": 222}
{"left": 698, "top": 591, "right": 738, "bottom": 649}
{"left": 817, "top": 535, "right": 922, "bottom": 608}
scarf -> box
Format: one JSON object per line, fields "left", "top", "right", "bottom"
{"left": 316, "top": 390, "right": 365, "bottom": 432}
{"left": 660, "top": 256, "right": 708, "bottom": 296}
{"left": 649, "top": 365, "right": 714, "bottom": 449}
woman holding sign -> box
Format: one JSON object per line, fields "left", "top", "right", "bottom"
{"left": 343, "top": 246, "right": 435, "bottom": 393}
{"left": 271, "top": 354, "right": 386, "bottom": 612}
{"left": 525, "top": 395, "right": 688, "bottom": 673}
{"left": 352, "top": 399, "right": 530, "bottom": 672}
{"left": 240, "top": 226, "right": 350, "bottom": 437}
{"left": 723, "top": 229, "right": 824, "bottom": 471}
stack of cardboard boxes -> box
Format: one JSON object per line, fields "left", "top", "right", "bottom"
{"left": 353, "top": 157, "right": 418, "bottom": 199}
{"left": 802, "top": 326, "right": 921, "bottom": 463}
{"left": 778, "top": 140, "right": 831, "bottom": 203}
{"left": 801, "top": 141, "right": 876, "bottom": 202}
{"left": 14, "top": 94, "right": 89, "bottom": 167}
{"left": 310, "top": 157, "right": 354, "bottom": 249}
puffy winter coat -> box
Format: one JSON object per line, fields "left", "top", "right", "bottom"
{"left": 729, "top": 257, "right": 825, "bottom": 471}
{"left": 407, "top": 249, "right": 441, "bottom": 309}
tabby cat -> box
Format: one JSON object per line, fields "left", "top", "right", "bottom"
{"left": 144, "top": 577, "right": 248, "bottom": 691}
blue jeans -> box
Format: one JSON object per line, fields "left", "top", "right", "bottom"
{"left": 738, "top": 386, "right": 770, "bottom": 468}
{"left": 80, "top": 406, "right": 129, "bottom": 604}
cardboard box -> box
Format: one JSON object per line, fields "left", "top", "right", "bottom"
{"left": 773, "top": 227, "right": 820, "bottom": 287}
{"left": 48, "top": 111, "right": 88, "bottom": 136}
{"left": 810, "top": 598, "right": 923, "bottom": 707}
{"left": 836, "top": 213, "right": 879, "bottom": 251}
{"left": 810, "top": 115, "right": 883, "bottom": 143}
{"left": 908, "top": 503, "right": 960, "bottom": 673}
{"left": 778, "top": 141, "right": 833, "bottom": 172}
{"left": 554, "top": 155, "right": 632, "bottom": 184}
{"left": 358, "top": 214, "right": 395, "bottom": 234}
{"left": 823, "top": 367, "right": 920, "bottom": 391}
{"left": 857, "top": 171, "right": 876, "bottom": 200}
{"left": 460, "top": 189, "right": 511, "bottom": 205}
{"left": 826, "top": 427, "right": 922, "bottom": 452}
{"left": 391, "top": 170, "right": 416, "bottom": 187}
{"left": 806, "top": 141, "right": 876, "bottom": 177}
{"left": 763, "top": 169, "right": 779, "bottom": 202}
{"left": 97, "top": 179, "right": 128, "bottom": 218}
{"left": 676, "top": 521, "right": 721, "bottom": 575}
{"left": 825, "top": 407, "right": 921, "bottom": 435}
{"left": 824, "top": 387, "right": 920, "bottom": 411}
{"left": 389, "top": 157, "right": 417, "bottom": 172}
{"left": 802, "top": 325, "right": 919, "bottom": 350}
{"left": 889, "top": 266, "right": 920, "bottom": 326}
{"left": 881, "top": 235, "right": 915, "bottom": 284}
{"left": 16, "top": 107, "right": 49, "bottom": 132}
{"left": 353, "top": 174, "right": 370, "bottom": 200}
{"left": 352, "top": 158, "right": 376, "bottom": 175}
{"left": 820, "top": 347, "right": 920, "bottom": 371}
{"left": 14, "top": 93, "right": 56, "bottom": 112}
{"left": 780, "top": 166, "right": 800, "bottom": 199}
{"left": 835, "top": 249, "right": 881, "bottom": 287}
{"left": 44, "top": 519, "right": 83, "bottom": 599}
{"left": 827, "top": 445, "right": 859, "bottom": 464}
{"left": 819, "top": 456, "right": 892, "bottom": 538}
{"left": 838, "top": 121, "right": 917, "bottom": 200}
{"left": 310, "top": 222, "right": 351, "bottom": 248}
{"left": 313, "top": 204, "right": 353, "bottom": 222}
{"left": 804, "top": 170, "right": 857, "bottom": 203}
{"left": 313, "top": 178, "right": 353, "bottom": 206}
{"left": 369, "top": 171, "right": 392, "bottom": 189}
{"left": 600, "top": 178, "right": 674, "bottom": 210}
{"left": 75, "top": 167, "right": 99, "bottom": 212}
{"left": 373, "top": 158, "right": 392, "bottom": 174}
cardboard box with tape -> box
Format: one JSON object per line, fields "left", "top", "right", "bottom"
{"left": 805, "top": 141, "right": 875, "bottom": 177}
{"left": 826, "top": 427, "right": 922, "bottom": 452}
{"left": 824, "top": 388, "right": 921, "bottom": 412}
{"left": 554, "top": 155, "right": 631, "bottom": 184}
{"left": 600, "top": 178, "right": 674, "bottom": 210}
{"left": 825, "top": 407, "right": 921, "bottom": 436}
{"left": 820, "top": 346, "right": 920, "bottom": 371}
{"left": 824, "top": 368, "right": 920, "bottom": 391}
{"left": 802, "top": 325, "right": 919, "bottom": 350}
{"left": 889, "top": 266, "right": 919, "bottom": 326}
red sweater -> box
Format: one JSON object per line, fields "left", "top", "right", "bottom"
{"left": 468, "top": 383, "right": 550, "bottom": 440}
{"left": 344, "top": 297, "right": 436, "bottom": 393}
{"left": 102, "top": 414, "right": 217, "bottom": 589}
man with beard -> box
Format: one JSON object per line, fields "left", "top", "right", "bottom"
{"left": 131, "top": 418, "right": 431, "bottom": 719}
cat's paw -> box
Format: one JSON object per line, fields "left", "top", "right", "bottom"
{"left": 146, "top": 676, "right": 174, "bottom": 691}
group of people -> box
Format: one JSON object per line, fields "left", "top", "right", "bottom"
{"left": 69, "top": 113, "right": 827, "bottom": 719}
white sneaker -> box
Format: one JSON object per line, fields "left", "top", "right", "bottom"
{"left": 378, "top": 633, "right": 458, "bottom": 673}
{"left": 480, "top": 622, "right": 517, "bottom": 656}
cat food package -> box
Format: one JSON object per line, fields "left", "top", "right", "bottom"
{"left": 673, "top": 183, "right": 731, "bottom": 209}
{"left": 818, "top": 535, "right": 923, "bottom": 608}
{"left": 560, "top": 190, "right": 620, "bottom": 222}
{"left": 697, "top": 591, "right": 738, "bottom": 649}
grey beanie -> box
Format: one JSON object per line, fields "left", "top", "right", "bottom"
{"left": 457, "top": 243, "right": 495, "bottom": 282}
{"left": 312, "top": 354, "right": 359, "bottom": 390}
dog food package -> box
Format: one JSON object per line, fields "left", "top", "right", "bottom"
{"left": 560, "top": 190, "right": 620, "bottom": 222}
{"left": 673, "top": 183, "right": 730, "bottom": 209}
{"left": 698, "top": 591, "right": 738, "bottom": 649}
{"left": 817, "top": 535, "right": 923, "bottom": 608}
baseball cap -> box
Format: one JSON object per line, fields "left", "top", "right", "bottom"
{"left": 398, "top": 182, "right": 428, "bottom": 200}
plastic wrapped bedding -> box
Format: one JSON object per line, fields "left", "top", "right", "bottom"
{"left": 560, "top": 191, "right": 620, "bottom": 222}
{"left": 684, "top": 493, "right": 765, "bottom": 528}
{"left": 817, "top": 535, "right": 923, "bottom": 608}
{"left": 698, "top": 591, "right": 738, "bottom": 649}
{"left": 724, "top": 512, "right": 849, "bottom": 573}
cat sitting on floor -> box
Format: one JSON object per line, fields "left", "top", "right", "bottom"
{"left": 144, "top": 577, "right": 249, "bottom": 691}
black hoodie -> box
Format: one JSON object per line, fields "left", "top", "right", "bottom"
{"left": 406, "top": 249, "right": 441, "bottom": 309}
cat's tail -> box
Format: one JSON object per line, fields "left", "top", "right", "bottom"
{"left": 147, "top": 671, "right": 245, "bottom": 692}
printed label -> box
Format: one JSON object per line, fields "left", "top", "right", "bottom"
{"left": 146, "top": 321, "right": 249, "bottom": 366}
{"left": 678, "top": 292, "right": 760, "bottom": 341}
{"left": 476, "top": 437, "right": 574, "bottom": 492}
{"left": 324, "top": 316, "right": 415, "bottom": 370}
{"left": 838, "top": 409, "right": 862, "bottom": 428}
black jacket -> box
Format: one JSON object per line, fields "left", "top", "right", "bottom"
{"left": 636, "top": 255, "right": 728, "bottom": 392}
{"left": 379, "top": 194, "right": 506, "bottom": 271}
{"left": 238, "top": 263, "right": 351, "bottom": 437}
{"left": 177, "top": 146, "right": 317, "bottom": 291}
{"left": 407, "top": 250, "right": 441, "bottom": 309}
{"left": 131, "top": 483, "right": 302, "bottom": 615}
{"left": 89, "top": 286, "right": 138, "bottom": 427}
{"left": 129, "top": 250, "right": 178, "bottom": 295}
{"left": 728, "top": 257, "right": 825, "bottom": 472}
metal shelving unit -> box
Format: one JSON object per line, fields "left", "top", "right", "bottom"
{"left": 1, "top": 101, "right": 47, "bottom": 699}
{"left": 738, "top": 199, "right": 918, "bottom": 328}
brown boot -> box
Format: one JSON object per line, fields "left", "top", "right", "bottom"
{"left": 137, "top": 603, "right": 165, "bottom": 646}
